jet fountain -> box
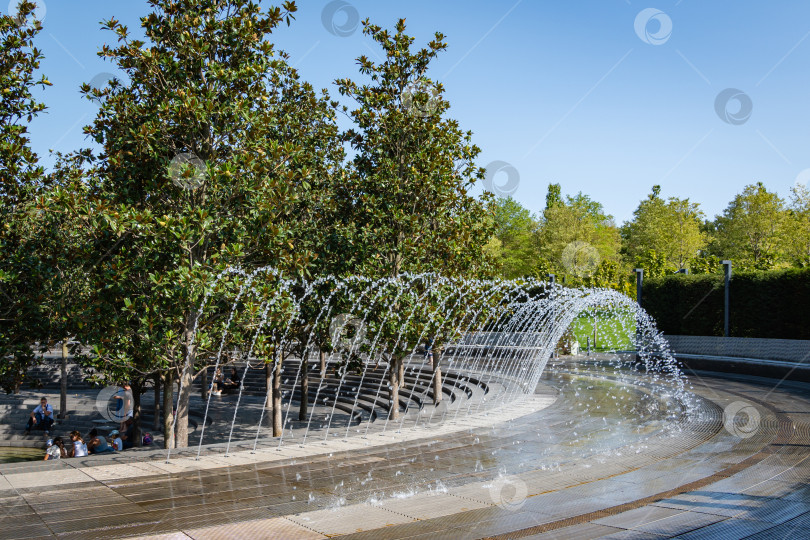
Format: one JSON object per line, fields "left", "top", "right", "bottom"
{"left": 167, "top": 268, "right": 689, "bottom": 461}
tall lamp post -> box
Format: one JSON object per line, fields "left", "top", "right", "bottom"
{"left": 721, "top": 260, "right": 732, "bottom": 337}
{"left": 633, "top": 268, "right": 644, "bottom": 358}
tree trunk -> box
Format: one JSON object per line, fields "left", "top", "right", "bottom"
{"left": 59, "top": 339, "right": 68, "bottom": 420}
{"left": 163, "top": 372, "right": 174, "bottom": 449}
{"left": 175, "top": 369, "right": 192, "bottom": 448}
{"left": 388, "top": 357, "right": 401, "bottom": 420}
{"left": 319, "top": 349, "right": 326, "bottom": 378}
{"left": 432, "top": 347, "right": 443, "bottom": 405}
{"left": 175, "top": 313, "right": 198, "bottom": 448}
{"left": 299, "top": 357, "right": 308, "bottom": 421}
{"left": 272, "top": 359, "right": 282, "bottom": 437}
{"left": 153, "top": 373, "right": 161, "bottom": 432}
{"left": 398, "top": 357, "right": 405, "bottom": 389}
{"left": 132, "top": 379, "right": 143, "bottom": 447}
{"left": 265, "top": 362, "right": 273, "bottom": 413}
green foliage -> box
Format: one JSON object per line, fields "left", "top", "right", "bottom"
{"left": 0, "top": 2, "right": 54, "bottom": 392}
{"left": 784, "top": 184, "right": 810, "bottom": 267}
{"left": 484, "top": 184, "right": 630, "bottom": 291}
{"left": 333, "top": 18, "right": 497, "bottom": 417}
{"left": 712, "top": 182, "right": 786, "bottom": 270}
{"left": 633, "top": 249, "right": 669, "bottom": 278}
{"left": 48, "top": 0, "right": 346, "bottom": 446}
{"left": 488, "top": 197, "right": 539, "bottom": 279}
{"left": 538, "top": 184, "right": 622, "bottom": 285}
{"left": 688, "top": 254, "right": 722, "bottom": 274}
{"left": 582, "top": 260, "right": 631, "bottom": 294}
{"left": 728, "top": 268, "right": 810, "bottom": 339}
{"left": 644, "top": 268, "right": 810, "bottom": 339}
{"left": 643, "top": 273, "right": 724, "bottom": 336}
{"left": 621, "top": 185, "right": 706, "bottom": 272}
{"left": 545, "top": 183, "right": 563, "bottom": 210}
{"left": 335, "top": 18, "right": 493, "bottom": 279}
{"left": 0, "top": 1, "right": 50, "bottom": 206}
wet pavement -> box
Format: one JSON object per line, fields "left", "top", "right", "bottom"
{"left": 1, "top": 358, "right": 809, "bottom": 539}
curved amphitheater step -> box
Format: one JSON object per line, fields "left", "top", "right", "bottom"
{"left": 4, "top": 353, "right": 518, "bottom": 451}
{"left": 21, "top": 351, "right": 98, "bottom": 391}
{"left": 196, "top": 357, "right": 507, "bottom": 424}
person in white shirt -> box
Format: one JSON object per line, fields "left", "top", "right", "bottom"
{"left": 44, "top": 437, "right": 66, "bottom": 460}
{"left": 68, "top": 431, "right": 88, "bottom": 458}
{"left": 25, "top": 397, "right": 55, "bottom": 434}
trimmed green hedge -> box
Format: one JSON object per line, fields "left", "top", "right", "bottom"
{"left": 643, "top": 268, "right": 810, "bottom": 339}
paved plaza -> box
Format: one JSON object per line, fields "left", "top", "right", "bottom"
{"left": 1, "top": 359, "right": 809, "bottom": 539}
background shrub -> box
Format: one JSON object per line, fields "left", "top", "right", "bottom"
{"left": 643, "top": 268, "right": 810, "bottom": 339}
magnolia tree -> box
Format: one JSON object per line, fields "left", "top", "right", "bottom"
{"left": 0, "top": 1, "right": 56, "bottom": 393}
{"left": 333, "top": 19, "right": 494, "bottom": 418}
{"left": 56, "top": 0, "right": 345, "bottom": 448}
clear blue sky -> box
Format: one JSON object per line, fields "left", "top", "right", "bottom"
{"left": 8, "top": 0, "right": 810, "bottom": 224}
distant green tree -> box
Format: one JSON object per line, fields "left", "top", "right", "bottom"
{"left": 488, "top": 197, "right": 540, "bottom": 278}
{"left": 713, "top": 182, "right": 786, "bottom": 270}
{"left": 633, "top": 249, "right": 669, "bottom": 278}
{"left": 622, "top": 185, "right": 706, "bottom": 272}
{"left": 784, "top": 184, "right": 810, "bottom": 267}
{"left": 538, "top": 185, "right": 621, "bottom": 281}
{"left": 689, "top": 253, "right": 722, "bottom": 274}
{"left": 545, "top": 182, "right": 563, "bottom": 209}
{"left": 583, "top": 260, "right": 631, "bottom": 293}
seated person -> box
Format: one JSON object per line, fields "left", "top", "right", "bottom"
{"left": 25, "top": 397, "right": 55, "bottom": 434}
{"left": 109, "top": 430, "right": 124, "bottom": 451}
{"left": 120, "top": 418, "right": 136, "bottom": 449}
{"left": 224, "top": 367, "right": 240, "bottom": 390}
{"left": 86, "top": 428, "right": 115, "bottom": 454}
{"left": 44, "top": 437, "right": 67, "bottom": 460}
{"left": 68, "top": 431, "right": 88, "bottom": 458}
{"left": 211, "top": 368, "right": 224, "bottom": 395}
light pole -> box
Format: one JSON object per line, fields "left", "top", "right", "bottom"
{"left": 634, "top": 268, "right": 643, "bottom": 306}
{"left": 721, "top": 260, "right": 732, "bottom": 337}
{"left": 633, "top": 268, "right": 644, "bottom": 359}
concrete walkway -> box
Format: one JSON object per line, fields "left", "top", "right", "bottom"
{"left": 1, "top": 359, "right": 810, "bottom": 538}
